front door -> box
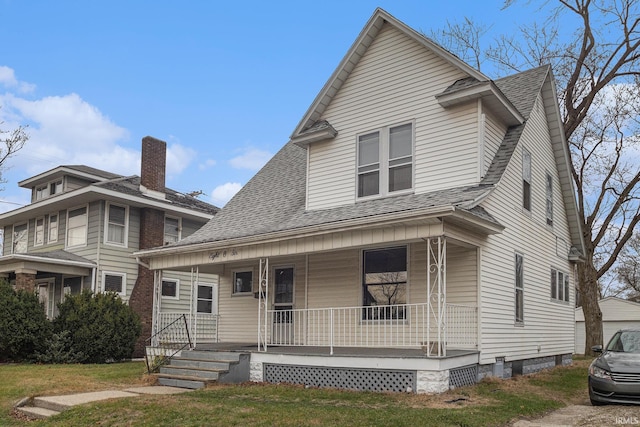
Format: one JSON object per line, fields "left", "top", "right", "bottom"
{"left": 272, "top": 267, "right": 294, "bottom": 345}
{"left": 195, "top": 283, "right": 218, "bottom": 343}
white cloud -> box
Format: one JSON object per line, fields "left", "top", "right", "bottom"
{"left": 229, "top": 147, "right": 271, "bottom": 171}
{"left": 198, "top": 158, "right": 217, "bottom": 170}
{"left": 166, "top": 143, "right": 197, "bottom": 176}
{"left": 0, "top": 66, "right": 35, "bottom": 93}
{"left": 211, "top": 182, "right": 242, "bottom": 206}
{"left": 0, "top": 92, "right": 136, "bottom": 176}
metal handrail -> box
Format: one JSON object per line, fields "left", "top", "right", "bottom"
{"left": 144, "top": 313, "right": 192, "bottom": 373}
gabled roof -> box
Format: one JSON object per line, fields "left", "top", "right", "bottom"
{"left": 290, "top": 8, "right": 491, "bottom": 144}
{"left": 136, "top": 9, "right": 583, "bottom": 258}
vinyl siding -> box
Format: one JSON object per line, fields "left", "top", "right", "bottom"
{"left": 478, "top": 94, "right": 575, "bottom": 364}
{"left": 483, "top": 110, "right": 507, "bottom": 178}
{"left": 306, "top": 23, "right": 475, "bottom": 210}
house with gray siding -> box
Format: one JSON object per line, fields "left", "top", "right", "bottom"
{"left": 0, "top": 136, "right": 219, "bottom": 355}
{"left": 136, "top": 8, "right": 585, "bottom": 392}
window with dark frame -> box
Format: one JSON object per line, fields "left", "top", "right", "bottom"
{"left": 161, "top": 279, "right": 178, "bottom": 298}
{"left": 104, "top": 273, "right": 124, "bottom": 294}
{"left": 233, "top": 271, "right": 253, "bottom": 294}
{"left": 362, "top": 246, "right": 407, "bottom": 320}
{"left": 197, "top": 285, "right": 214, "bottom": 313}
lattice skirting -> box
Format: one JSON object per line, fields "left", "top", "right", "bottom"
{"left": 263, "top": 363, "right": 416, "bottom": 393}
{"left": 449, "top": 364, "right": 478, "bottom": 388}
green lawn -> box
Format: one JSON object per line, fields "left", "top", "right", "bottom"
{"left": 1, "top": 359, "right": 591, "bottom": 426}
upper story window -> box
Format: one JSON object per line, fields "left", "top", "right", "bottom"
{"left": 34, "top": 217, "right": 45, "bottom": 246}
{"left": 164, "top": 216, "right": 181, "bottom": 245}
{"left": 48, "top": 214, "right": 58, "bottom": 243}
{"left": 522, "top": 149, "right": 532, "bottom": 212}
{"left": 546, "top": 173, "right": 554, "bottom": 226}
{"left": 105, "top": 203, "right": 127, "bottom": 246}
{"left": 67, "top": 206, "right": 88, "bottom": 247}
{"left": 357, "top": 123, "right": 413, "bottom": 199}
{"left": 13, "top": 223, "right": 27, "bottom": 254}
{"left": 35, "top": 179, "right": 63, "bottom": 201}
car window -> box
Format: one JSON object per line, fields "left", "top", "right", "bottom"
{"left": 606, "top": 331, "right": 640, "bottom": 353}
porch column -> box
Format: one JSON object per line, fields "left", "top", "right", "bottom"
{"left": 258, "top": 258, "right": 269, "bottom": 351}
{"left": 151, "top": 269, "right": 162, "bottom": 347}
{"left": 15, "top": 271, "right": 37, "bottom": 293}
{"left": 426, "top": 237, "right": 447, "bottom": 357}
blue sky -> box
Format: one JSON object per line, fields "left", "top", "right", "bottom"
{"left": 0, "top": 0, "right": 541, "bottom": 211}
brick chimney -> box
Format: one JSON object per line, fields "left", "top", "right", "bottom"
{"left": 129, "top": 136, "right": 167, "bottom": 356}
{"left": 140, "top": 136, "right": 166, "bottom": 196}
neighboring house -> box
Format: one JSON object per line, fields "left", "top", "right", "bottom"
{"left": 575, "top": 297, "right": 640, "bottom": 354}
{"left": 0, "top": 137, "right": 219, "bottom": 355}
{"left": 136, "top": 8, "right": 585, "bottom": 393}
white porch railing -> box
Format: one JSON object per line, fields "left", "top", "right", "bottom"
{"left": 158, "top": 312, "right": 219, "bottom": 346}
{"left": 264, "top": 303, "right": 477, "bottom": 356}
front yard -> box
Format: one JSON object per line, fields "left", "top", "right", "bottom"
{"left": 1, "top": 359, "right": 590, "bottom": 426}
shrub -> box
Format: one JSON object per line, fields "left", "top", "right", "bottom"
{"left": 54, "top": 291, "right": 141, "bottom": 363}
{"left": 0, "top": 280, "right": 52, "bottom": 362}
{"left": 34, "top": 330, "right": 86, "bottom": 364}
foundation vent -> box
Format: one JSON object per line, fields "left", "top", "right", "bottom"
{"left": 264, "top": 364, "right": 416, "bottom": 393}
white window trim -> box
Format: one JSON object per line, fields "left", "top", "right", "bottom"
{"left": 66, "top": 204, "right": 89, "bottom": 248}
{"left": 196, "top": 282, "right": 217, "bottom": 314}
{"left": 545, "top": 171, "right": 554, "bottom": 227}
{"left": 104, "top": 202, "right": 129, "bottom": 247}
{"left": 34, "top": 216, "right": 45, "bottom": 247}
{"left": 356, "top": 121, "right": 415, "bottom": 201}
{"left": 550, "top": 268, "right": 570, "bottom": 303}
{"left": 164, "top": 216, "right": 182, "bottom": 245}
{"left": 12, "top": 222, "right": 28, "bottom": 254}
{"left": 48, "top": 213, "right": 59, "bottom": 243}
{"left": 515, "top": 252, "right": 524, "bottom": 326}
{"left": 161, "top": 277, "right": 180, "bottom": 300}
{"left": 232, "top": 269, "right": 254, "bottom": 296}
{"left": 102, "top": 271, "right": 126, "bottom": 296}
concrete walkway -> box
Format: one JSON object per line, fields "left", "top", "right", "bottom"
{"left": 15, "top": 386, "right": 193, "bottom": 420}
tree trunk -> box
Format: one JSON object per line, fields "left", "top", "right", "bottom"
{"left": 577, "top": 261, "right": 603, "bottom": 356}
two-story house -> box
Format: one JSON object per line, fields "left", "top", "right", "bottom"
{"left": 0, "top": 136, "right": 219, "bottom": 355}
{"left": 136, "top": 9, "right": 585, "bottom": 393}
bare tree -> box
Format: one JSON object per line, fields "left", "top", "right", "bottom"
{"left": 433, "top": 0, "right": 640, "bottom": 355}
{"left": 0, "top": 116, "right": 28, "bottom": 188}
{"left": 617, "top": 233, "right": 640, "bottom": 299}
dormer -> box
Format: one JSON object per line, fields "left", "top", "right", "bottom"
{"left": 19, "top": 165, "right": 123, "bottom": 203}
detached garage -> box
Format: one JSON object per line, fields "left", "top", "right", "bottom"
{"left": 575, "top": 297, "right": 640, "bottom": 354}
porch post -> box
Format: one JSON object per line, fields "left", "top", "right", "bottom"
{"left": 258, "top": 258, "right": 269, "bottom": 352}
{"left": 426, "top": 237, "right": 447, "bottom": 357}
{"left": 151, "top": 269, "right": 162, "bottom": 347}
{"left": 194, "top": 266, "right": 200, "bottom": 349}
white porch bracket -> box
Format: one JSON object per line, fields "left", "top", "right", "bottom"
{"left": 426, "top": 236, "right": 447, "bottom": 357}
{"left": 258, "top": 257, "right": 269, "bottom": 352}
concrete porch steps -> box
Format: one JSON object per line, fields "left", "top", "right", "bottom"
{"left": 154, "top": 349, "right": 250, "bottom": 390}
{"left": 14, "top": 405, "right": 60, "bottom": 420}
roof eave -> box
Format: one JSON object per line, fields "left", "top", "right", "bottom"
{"left": 291, "top": 126, "right": 338, "bottom": 147}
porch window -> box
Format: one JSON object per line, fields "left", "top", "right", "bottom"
{"left": 35, "top": 217, "right": 45, "bottom": 246}
{"left": 546, "top": 173, "right": 553, "bottom": 226}
{"left": 515, "top": 253, "right": 524, "bottom": 324}
{"left": 522, "top": 149, "right": 531, "bottom": 212}
{"left": 48, "top": 214, "right": 58, "bottom": 243}
{"left": 362, "top": 246, "right": 407, "bottom": 320}
{"left": 164, "top": 216, "right": 181, "bottom": 245}
{"left": 12, "top": 223, "right": 27, "bottom": 254}
{"left": 161, "top": 278, "right": 179, "bottom": 299}
{"left": 197, "top": 284, "right": 214, "bottom": 313}
{"left": 67, "top": 206, "right": 88, "bottom": 247}
{"left": 357, "top": 123, "right": 413, "bottom": 199}
{"left": 233, "top": 270, "right": 253, "bottom": 295}
{"left": 103, "top": 272, "right": 125, "bottom": 296}
{"left": 550, "top": 269, "right": 569, "bottom": 303}
{"left": 105, "top": 203, "right": 127, "bottom": 246}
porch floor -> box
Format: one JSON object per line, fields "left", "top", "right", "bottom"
{"left": 192, "top": 342, "right": 478, "bottom": 359}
